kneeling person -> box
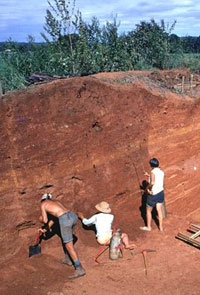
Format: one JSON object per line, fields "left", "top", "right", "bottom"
{"left": 78, "top": 201, "right": 136, "bottom": 249}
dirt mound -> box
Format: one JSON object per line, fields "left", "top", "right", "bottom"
{"left": 0, "top": 69, "right": 200, "bottom": 294}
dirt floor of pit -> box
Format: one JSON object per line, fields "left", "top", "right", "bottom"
{"left": 1, "top": 212, "right": 200, "bottom": 295}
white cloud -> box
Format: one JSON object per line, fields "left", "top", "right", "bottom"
{"left": 76, "top": 0, "right": 200, "bottom": 36}
{"left": 0, "top": 0, "right": 200, "bottom": 41}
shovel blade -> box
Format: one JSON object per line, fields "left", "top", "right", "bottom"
{"left": 29, "top": 244, "right": 41, "bottom": 258}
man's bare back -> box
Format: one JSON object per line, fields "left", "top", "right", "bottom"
{"left": 39, "top": 194, "right": 86, "bottom": 279}
{"left": 41, "top": 200, "right": 69, "bottom": 223}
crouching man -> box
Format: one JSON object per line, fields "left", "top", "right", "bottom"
{"left": 77, "top": 201, "right": 136, "bottom": 249}
{"left": 39, "top": 193, "right": 85, "bottom": 279}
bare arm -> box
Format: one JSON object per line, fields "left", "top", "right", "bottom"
{"left": 38, "top": 205, "right": 49, "bottom": 234}
{"left": 77, "top": 212, "right": 84, "bottom": 220}
{"left": 39, "top": 211, "right": 54, "bottom": 233}
{"left": 41, "top": 204, "right": 48, "bottom": 223}
{"left": 147, "top": 171, "right": 155, "bottom": 190}
{"left": 48, "top": 220, "right": 54, "bottom": 229}
{"left": 150, "top": 171, "right": 155, "bottom": 185}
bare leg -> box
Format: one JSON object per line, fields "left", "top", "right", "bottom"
{"left": 65, "top": 241, "right": 79, "bottom": 262}
{"left": 121, "top": 233, "right": 136, "bottom": 249}
{"left": 156, "top": 203, "right": 163, "bottom": 231}
{"left": 65, "top": 241, "right": 86, "bottom": 279}
{"left": 146, "top": 206, "right": 153, "bottom": 230}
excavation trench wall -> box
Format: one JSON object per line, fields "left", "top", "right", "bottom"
{"left": 0, "top": 72, "right": 200, "bottom": 262}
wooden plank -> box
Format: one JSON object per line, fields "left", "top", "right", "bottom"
{"left": 187, "top": 224, "right": 200, "bottom": 233}
{"left": 188, "top": 226, "right": 199, "bottom": 233}
{"left": 191, "top": 230, "right": 200, "bottom": 239}
{"left": 176, "top": 233, "right": 200, "bottom": 248}
{"left": 190, "top": 224, "right": 200, "bottom": 231}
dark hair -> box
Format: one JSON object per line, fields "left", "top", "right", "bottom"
{"left": 149, "top": 158, "right": 159, "bottom": 168}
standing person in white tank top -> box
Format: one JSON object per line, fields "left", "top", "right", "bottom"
{"left": 140, "top": 158, "right": 165, "bottom": 232}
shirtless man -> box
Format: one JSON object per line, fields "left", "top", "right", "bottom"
{"left": 39, "top": 193, "right": 85, "bottom": 279}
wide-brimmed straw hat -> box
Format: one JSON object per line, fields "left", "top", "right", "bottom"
{"left": 95, "top": 201, "right": 111, "bottom": 213}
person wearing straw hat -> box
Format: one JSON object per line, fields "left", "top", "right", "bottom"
{"left": 77, "top": 201, "right": 136, "bottom": 249}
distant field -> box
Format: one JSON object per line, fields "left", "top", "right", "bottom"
{"left": 168, "top": 53, "right": 200, "bottom": 72}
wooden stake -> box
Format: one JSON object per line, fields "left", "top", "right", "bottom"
{"left": 161, "top": 200, "right": 167, "bottom": 219}
{"left": 190, "top": 74, "right": 193, "bottom": 94}
{"left": 181, "top": 76, "right": 185, "bottom": 93}
{"left": 0, "top": 80, "right": 2, "bottom": 97}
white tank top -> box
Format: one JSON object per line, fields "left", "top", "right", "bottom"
{"left": 152, "top": 167, "right": 164, "bottom": 195}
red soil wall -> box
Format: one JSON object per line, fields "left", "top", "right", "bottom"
{"left": 1, "top": 71, "right": 200, "bottom": 263}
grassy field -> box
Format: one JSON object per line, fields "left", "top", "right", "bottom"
{"left": 167, "top": 53, "right": 200, "bottom": 72}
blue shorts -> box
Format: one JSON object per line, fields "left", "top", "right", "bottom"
{"left": 146, "top": 191, "right": 164, "bottom": 207}
{"left": 59, "top": 212, "right": 78, "bottom": 243}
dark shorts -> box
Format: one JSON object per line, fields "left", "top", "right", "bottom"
{"left": 146, "top": 191, "right": 164, "bottom": 208}
{"left": 59, "top": 211, "right": 78, "bottom": 243}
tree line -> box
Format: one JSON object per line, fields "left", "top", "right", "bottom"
{"left": 0, "top": 0, "right": 200, "bottom": 93}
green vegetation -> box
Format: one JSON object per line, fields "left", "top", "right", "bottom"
{"left": 0, "top": 0, "right": 200, "bottom": 93}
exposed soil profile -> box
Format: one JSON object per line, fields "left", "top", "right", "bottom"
{"left": 0, "top": 69, "right": 200, "bottom": 295}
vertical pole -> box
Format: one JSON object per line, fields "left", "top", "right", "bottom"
{"left": 0, "top": 80, "right": 2, "bottom": 97}
{"left": 161, "top": 200, "right": 167, "bottom": 219}
{"left": 190, "top": 74, "right": 193, "bottom": 93}
{"left": 181, "top": 76, "right": 185, "bottom": 94}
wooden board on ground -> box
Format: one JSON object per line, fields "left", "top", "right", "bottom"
{"left": 176, "top": 223, "right": 200, "bottom": 249}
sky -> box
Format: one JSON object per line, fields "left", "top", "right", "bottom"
{"left": 0, "top": 0, "right": 200, "bottom": 42}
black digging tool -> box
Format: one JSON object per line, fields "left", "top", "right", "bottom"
{"left": 29, "top": 232, "right": 43, "bottom": 258}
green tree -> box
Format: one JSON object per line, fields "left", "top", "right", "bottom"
{"left": 73, "top": 16, "right": 94, "bottom": 74}
{"left": 181, "top": 36, "right": 197, "bottom": 53}
{"left": 195, "top": 36, "right": 200, "bottom": 53}
{"left": 129, "top": 19, "right": 176, "bottom": 69}
{"left": 41, "top": 0, "right": 81, "bottom": 73}
{"left": 78, "top": 17, "right": 105, "bottom": 73}
{"left": 169, "top": 34, "right": 183, "bottom": 54}
{"left": 101, "top": 17, "right": 120, "bottom": 71}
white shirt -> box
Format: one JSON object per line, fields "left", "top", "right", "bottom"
{"left": 152, "top": 167, "right": 164, "bottom": 195}
{"left": 82, "top": 213, "right": 114, "bottom": 238}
